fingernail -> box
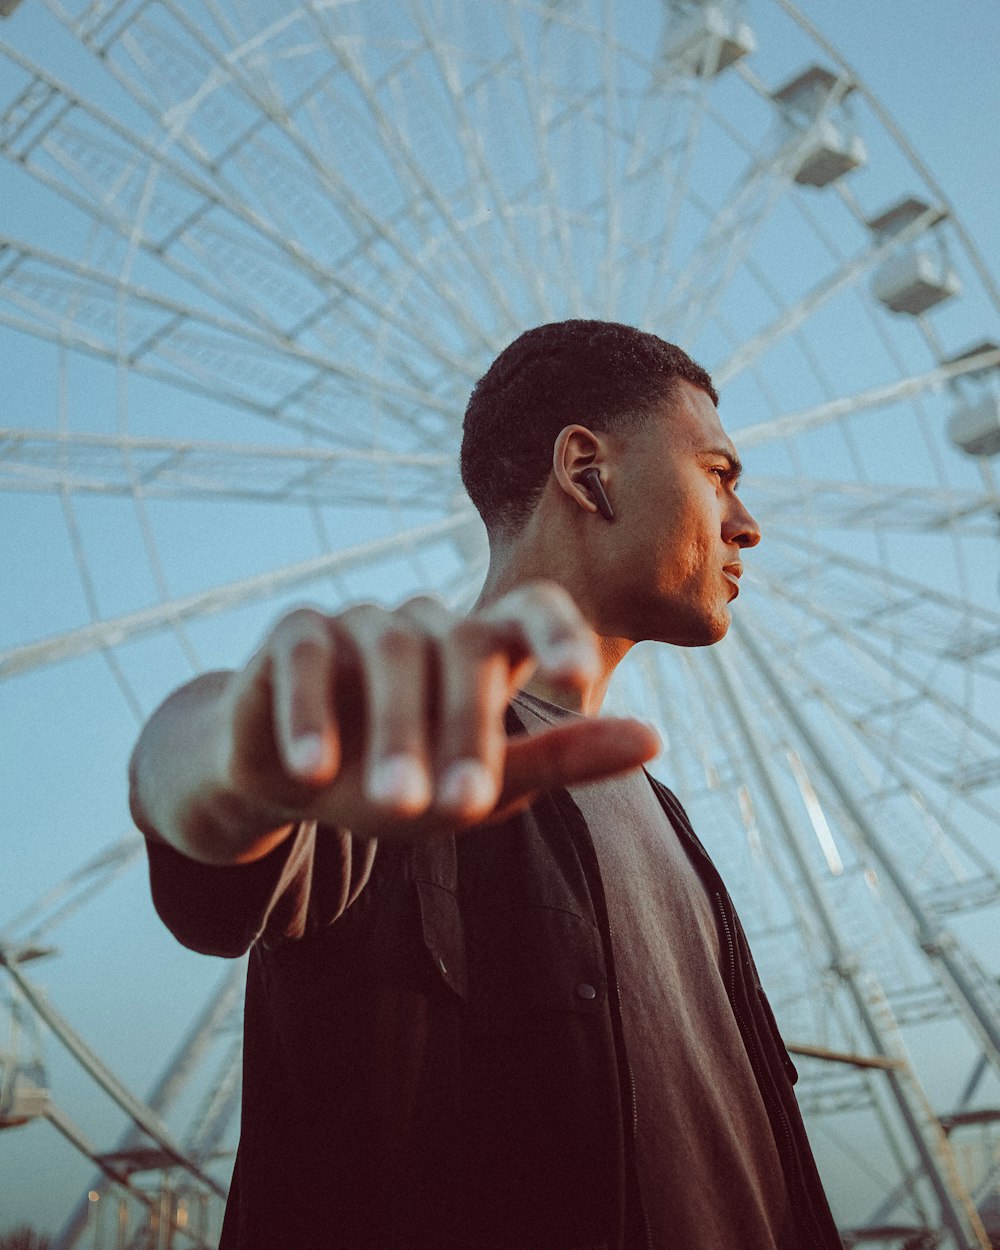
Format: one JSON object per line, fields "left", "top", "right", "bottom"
{"left": 438, "top": 760, "right": 495, "bottom": 812}
{"left": 288, "top": 733, "right": 328, "bottom": 776}
{"left": 368, "top": 755, "right": 431, "bottom": 809}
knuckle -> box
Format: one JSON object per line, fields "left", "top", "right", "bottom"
{"left": 272, "top": 606, "right": 326, "bottom": 645}
{"left": 403, "top": 593, "right": 446, "bottom": 616}
{"left": 337, "top": 601, "right": 382, "bottom": 633}
{"left": 400, "top": 595, "right": 453, "bottom": 635}
{"left": 448, "top": 617, "right": 490, "bottom": 655}
{"left": 287, "top": 635, "right": 328, "bottom": 669}
{"left": 374, "top": 624, "right": 423, "bottom": 662}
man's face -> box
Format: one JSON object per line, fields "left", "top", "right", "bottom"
{"left": 607, "top": 379, "right": 760, "bottom": 647}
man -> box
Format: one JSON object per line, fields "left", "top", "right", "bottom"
{"left": 130, "top": 321, "right": 841, "bottom": 1249}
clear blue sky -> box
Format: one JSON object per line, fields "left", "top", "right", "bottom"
{"left": 1, "top": 0, "right": 998, "bottom": 1239}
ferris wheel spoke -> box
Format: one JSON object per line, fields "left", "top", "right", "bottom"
{"left": 0, "top": 955, "right": 227, "bottom": 1198}
{"left": 69, "top": 0, "right": 505, "bottom": 361}
{"left": 0, "top": 427, "right": 456, "bottom": 506}
{"left": 730, "top": 622, "right": 1000, "bottom": 1055}
{"left": 499, "top": 9, "right": 580, "bottom": 315}
{"left": 731, "top": 607, "right": 1000, "bottom": 904}
{"left": 743, "top": 593, "right": 1000, "bottom": 806}
{"left": 737, "top": 346, "right": 1000, "bottom": 448}
{"left": 712, "top": 203, "right": 945, "bottom": 386}
{"left": 749, "top": 562, "right": 1000, "bottom": 779}
{"left": 0, "top": 50, "right": 478, "bottom": 382}
{"left": 593, "top": 0, "right": 624, "bottom": 317}
{"left": 400, "top": 0, "right": 553, "bottom": 326}
{"left": 653, "top": 155, "right": 786, "bottom": 339}
{"left": 0, "top": 511, "right": 478, "bottom": 681}
{"left": 0, "top": 239, "right": 455, "bottom": 432}
{"left": 183, "top": 1035, "right": 243, "bottom": 1162}
{"left": 0, "top": 304, "right": 404, "bottom": 446}
{"left": 635, "top": 80, "right": 716, "bottom": 328}
{"left": 649, "top": 66, "right": 858, "bottom": 341}
{"left": 751, "top": 475, "right": 1000, "bottom": 534}
{"left": 1, "top": 835, "right": 143, "bottom": 946}
{"left": 763, "top": 530, "right": 1000, "bottom": 675}
{"left": 295, "top": 5, "right": 521, "bottom": 339}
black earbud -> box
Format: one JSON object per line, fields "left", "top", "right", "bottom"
{"left": 579, "top": 467, "right": 615, "bottom": 522}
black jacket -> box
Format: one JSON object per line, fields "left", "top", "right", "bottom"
{"left": 149, "top": 761, "right": 841, "bottom": 1249}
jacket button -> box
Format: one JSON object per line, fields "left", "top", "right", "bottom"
{"left": 576, "top": 982, "right": 597, "bottom": 1000}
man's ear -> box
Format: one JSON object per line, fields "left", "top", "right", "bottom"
{"left": 552, "top": 425, "right": 608, "bottom": 516}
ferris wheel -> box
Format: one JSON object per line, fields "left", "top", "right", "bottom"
{"left": 1, "top": 1, "right": 999, "bottom": 1247}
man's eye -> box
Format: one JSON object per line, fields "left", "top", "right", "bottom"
{"left": 710, "top": 466, "right": 740, "bottom": 490}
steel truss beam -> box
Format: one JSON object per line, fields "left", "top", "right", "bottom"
{"left": 0, "top": 426, "right": 454, "bottom": 505}
{"left": 752, "top": 561, "right": 1000, "bottom": 809}
{"left": 744, "top": 602, "right": 1000, "bottom": 904}
{"left": 710, "top": 647, "right": 989, "bottom": 1249}
{"left": 0, "top": 236, "right": 456, "bottom": 424}
{"left": 766, "top": 530, "right": 1000, "bottom": 667}
{"left": 38, "top": 0, "right": 528, "bottom": 359}
{"left": 52, "top": 962, "right": 245, "bottom": 1250}
{"left": 0, "top": 510, "right": 478, "bottom": 680}
{"left": 750, "top": 476, "right": 1000, "bottom": 534}
{"left": 733, "top": 592, "right": 999, "bottom": 920}
{"left": 713, "top": 203, "right": 946, "bottom": 387}
{"left": 0, "top": 950, "right": 225, "bottom": 1198}
{"left": 734, "top": 620, "right": 1000, "bottom": 1084}
{"left": 737, "top": 347, "right": 1000, "bottom": 448}
{"left": 0, "top": 45, "right": 479, "bottom": 384}
{"left": 1, "top": 834, "right": 142, "bottom": 948}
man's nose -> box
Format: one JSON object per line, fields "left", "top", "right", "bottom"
{"left": 725, "top": 497, "right": 761, "bottom": 549}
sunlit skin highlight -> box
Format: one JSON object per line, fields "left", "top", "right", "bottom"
{"left": 474, "top": 380, "right": 761, "bottom": 715}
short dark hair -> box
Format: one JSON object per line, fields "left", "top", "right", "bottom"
{"left": 460, "top": 319, "right": 717, "bottom": 535}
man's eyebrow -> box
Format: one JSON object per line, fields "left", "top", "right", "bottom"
{"left": 703, "top": 447, "right": 743, "bottom": 483}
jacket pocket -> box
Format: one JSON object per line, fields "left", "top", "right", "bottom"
{"left": 466, "top": 904, "right": 607, "bottom": 1033}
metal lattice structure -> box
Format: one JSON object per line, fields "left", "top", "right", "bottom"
{"left": 2, "top": 2, "right": 999, "bottom": 1247}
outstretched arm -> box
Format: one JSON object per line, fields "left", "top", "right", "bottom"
{"left": 129, "top": 581, "right": 659, "bottom": 866}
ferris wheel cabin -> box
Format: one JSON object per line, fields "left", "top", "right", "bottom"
{"left": 945, "top": 342, "right": 1000, "bottom": 458}
{"left": 772, "top": 65, "right": 867, "bottom": 187}
{"left": 868, "top": 197, "right": 963, "bottom": 316}
{"left": 663, "top": 1, "right": 757, "bottom": 77}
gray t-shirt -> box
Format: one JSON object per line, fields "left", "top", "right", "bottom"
{"left": 512, "top": 690, "right": 794, "bottom": 1249}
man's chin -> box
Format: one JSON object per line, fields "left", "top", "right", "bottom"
{"left": 653, "top": 611, "right": 731, "bottom": 648}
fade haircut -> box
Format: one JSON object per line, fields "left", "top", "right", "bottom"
{"left": 460, "top": 319, "right": 718, "bottom": 536}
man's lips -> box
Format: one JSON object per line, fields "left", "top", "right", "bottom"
{"left": 723, "top": 564, "right": 742, "bottom": 596}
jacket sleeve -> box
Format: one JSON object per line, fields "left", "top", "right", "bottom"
{"left": 144, "top": 821, "right": 330, "bottom": 958}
